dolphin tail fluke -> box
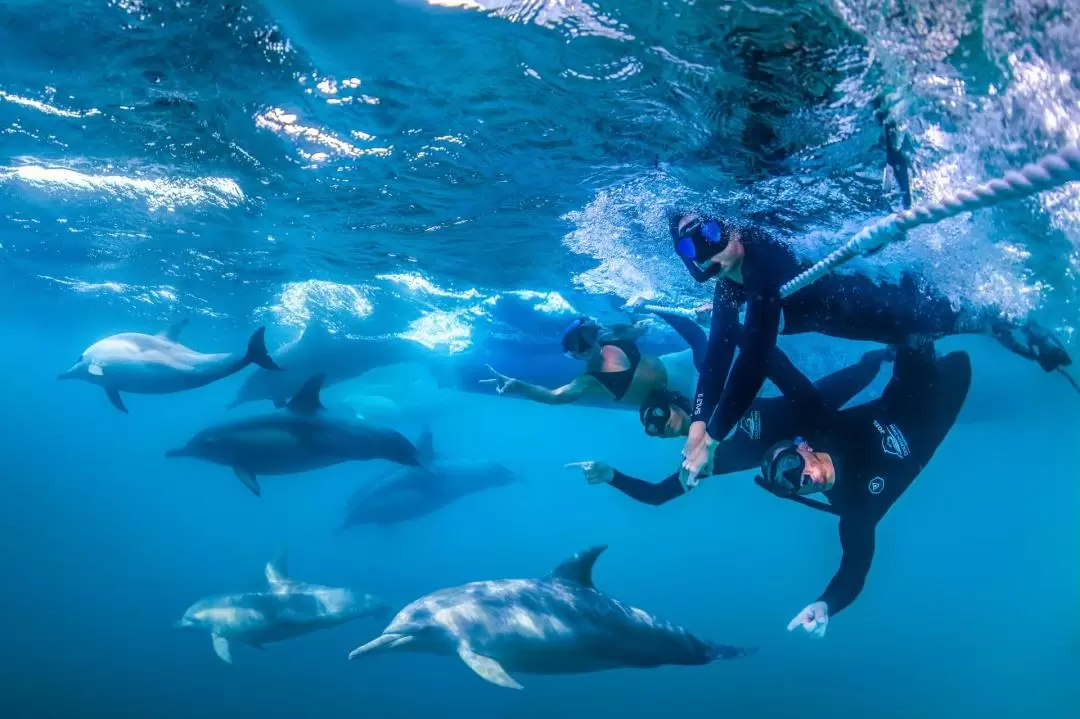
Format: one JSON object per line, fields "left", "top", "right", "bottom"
{"left": 105, "top": 388, "right": 128, "bottom": 413}
{"left": 246, "top": 327, "right": 281, "bottom": 371}
{"left": 212, "top": 634, "right": 233, "bottom": 664}
{"left": 457, "top": 643, "right": 523, "bottom": 690}
{"left": 707, "top": 642, "right": 757, "bottom": 661}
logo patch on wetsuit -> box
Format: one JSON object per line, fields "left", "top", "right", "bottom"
{"left": 869, "top": 477, "right": 885, "bottom": 495}
{"left": 738, "top": 410, "right": 762, "bottom": 440}
{"left": 873, "top": 420, "right": 910, "bottom": 459}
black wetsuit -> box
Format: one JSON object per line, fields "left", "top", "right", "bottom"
{"left": 610, "top": 350, "right": 886, "bottom": 505}
{"left": 621, "top": 343, "right": 972, "bottom": 617}
{"left": 693, "top": 227, "right": 964, "bottom": 442}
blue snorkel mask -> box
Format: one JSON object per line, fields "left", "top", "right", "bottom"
{"left": 670, "top": 214, "right": 729, "bottom": 283}
{"left": 561, "top": 317, "right": 594, "bottom": 359}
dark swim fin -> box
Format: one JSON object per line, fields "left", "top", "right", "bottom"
{"left": 105, "top": 388, "right": 128, "bottom": 413}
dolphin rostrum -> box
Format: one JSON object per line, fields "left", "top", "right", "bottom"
{"left": 58, "top": 320, "right": 279, "bottom": 413}
{"left": 166, "top": 374, "right": 421, "bottom": 496}
{"left": 176, "top": 554, "right": 388, "bottom": 664}
{"left": 348, "top": 545, "right": 754, "bottom": 689}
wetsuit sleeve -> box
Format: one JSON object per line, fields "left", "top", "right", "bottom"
{"left": 705, "top": 287, "right": 782, "bottom": 440}
{"left": 763, "top": 346, "right": 832, "bottom": 423}
{"left": 818, "top": 516, "right": 876, "bottom": 615}
{"left": 812, "top": 352, "right": 884, "bottom": 410}
{"left": 653, "top": 311, "right": 709, "bottom": 373}
{"left": 691, "top": 283, "right": 741, "bottom": 423}
{"left": 608, "top": 470, "right": 686, "bottom": 506}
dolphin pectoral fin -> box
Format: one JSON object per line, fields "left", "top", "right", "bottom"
{"left": 160, "top": 319, "right": 189, "bottom": 341}
{"left": 457, "top": 643, "right": 523, "bottom": 690}
{"left": 212, "top": 634, "right": 233, "bottom": 664}
{"left": 234, "top": 468, "right": 261, "bottom": 497}
{"left": 265, "top": 550, "right": 294, "bottom": 594}
{"left": 416, "top": 426, "right": 435, "bottom": 464}
{"left": 105, "top": 388, "right": 128, "bottom": 414}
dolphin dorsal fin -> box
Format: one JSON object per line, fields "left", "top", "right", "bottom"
{"left": 159, "top": 319, "right": 189, "bottom": 341}
{"left": 549, "top": 545, "right": 608, "bottom": 589}
{"left": 265, "top": 552, "right": 294, "bottom": 595}
{"left": 417, "top": 426, "right": 435, "bottom": 464}
{"left": 287, "top": 375, "right": 326, "bottom": 414}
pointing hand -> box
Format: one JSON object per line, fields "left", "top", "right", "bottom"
{"left": 565, "top": 461, "right": 614, "bottom": 485}
{"left": 787, "top": 601, "right": 829, "bottom": 639}
{"left": 479, "top": 365, "right": 518, "bottom": 395}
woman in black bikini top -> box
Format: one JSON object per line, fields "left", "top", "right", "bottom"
{"left": 481, "top": 316, "right": 671, "bottom": 408}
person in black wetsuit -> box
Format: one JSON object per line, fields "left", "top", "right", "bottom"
{"left": 566, "top": 346, "right": 890, "bottom": 496}
{"left": 583, "top": 339, "right": 971, "bottom": 637}
{"left": 670, "top": 210, "right": 1073, "bottom": 483}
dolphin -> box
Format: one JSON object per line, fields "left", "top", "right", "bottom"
{"left": 58, "top": 320, "right": 279, "bottom": 413}
{"left": 165, "top": 374, "right": 421, "bottom": 497}
{"left": 228, "top": 324, "right": 437, "bottom": 409}
{"left": 340, "top": 428, "right": 516, "bottom": 528}
{"left": 175, "top": 554, "right": 388, "bottom": 664}
{"left": 348, "top": 545, "right": 754, "bottom": 689}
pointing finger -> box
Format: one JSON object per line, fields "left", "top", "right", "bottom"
{"left": 564, "top": 462, "right": 589, "bottom": 469}
{"left": 786, "top": 615, "right": 803, "bottom": 632}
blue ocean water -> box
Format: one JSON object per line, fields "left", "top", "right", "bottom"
{"left": 1, "top": 1, "right": 1079, "bottom": 717}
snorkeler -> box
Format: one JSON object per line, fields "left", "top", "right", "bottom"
{"left": 566, "top": 347, "right": 891, "bottom": 502}
{"left": 670, "top": 210, "right": 1073, "bottom": 482}
{"left": 579, "top": 339, "right": 971, "bottom": 638}
{"left": 481, "top": 314, "right": 699, "bottom": 407}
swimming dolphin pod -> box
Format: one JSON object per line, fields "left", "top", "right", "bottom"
{"left": 340, "top": 427, "right": 517, "bottom": 528}
{"left": 175, "top": 554, "right": 388, "bottom": 664}
{"left": 227, "top": 323, "right": 432, "bottom": 409}
{"left": 348, "top": 545, "right": 754, "bottom": 689}
{"left": 58, "top": 320, "right": 279, "bottom": 412}
{"left": 165, "top": 374, "right": 422, "bottom": 496}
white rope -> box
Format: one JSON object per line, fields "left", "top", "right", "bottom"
{"left": 636, "top": 303, "right": 698, "bottom": 318}
{"left": 780, "top": 145, "right": 1080, "bottom": 299}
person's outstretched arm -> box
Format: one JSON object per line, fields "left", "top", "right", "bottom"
{"left": 481, "top": 366, "right": 603, "bottom": 405}
{"left": 818, "top": 516, "right": 876, "bottom": 616}
{"left": 609, "top": 469, "right": 687, "bottom": 506}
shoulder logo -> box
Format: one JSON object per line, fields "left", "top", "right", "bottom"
{"left": 868, "top": 477, "right": 885, "bottom": 495}
{"left": 874, "top": 421, "right": 910, "bottom": 459}
{"left": 739, "top": 410, "right": 762, "bottom": 440}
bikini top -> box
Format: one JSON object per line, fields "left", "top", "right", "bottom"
{"left": 587, "top": 340, "right": 641, "bottom": 401}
